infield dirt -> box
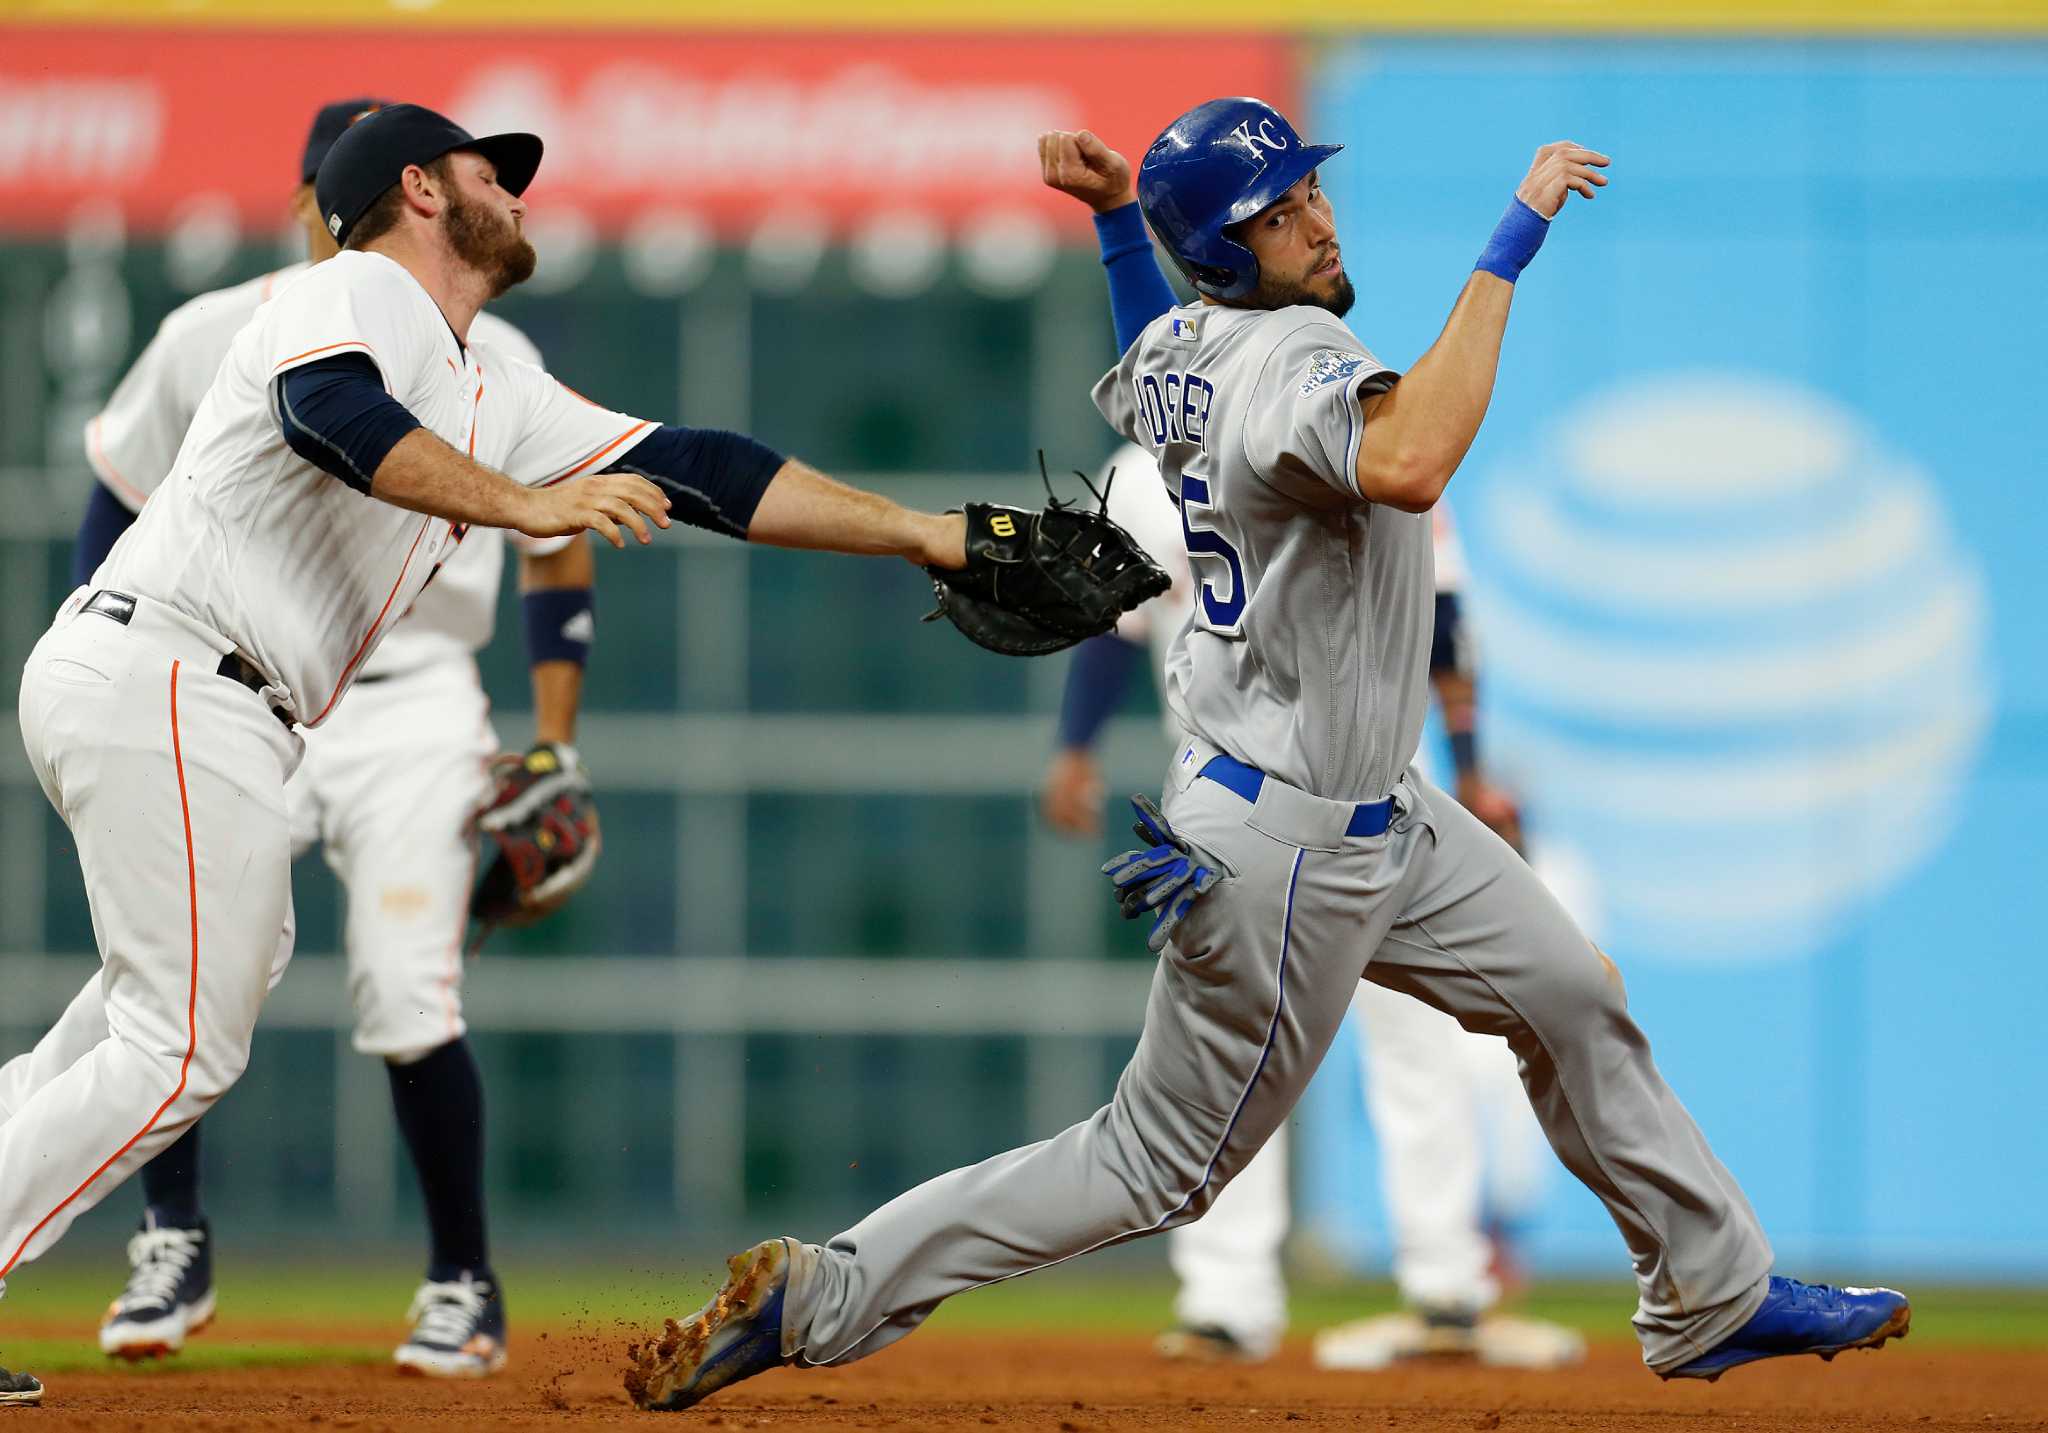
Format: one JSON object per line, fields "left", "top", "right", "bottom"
{"left": 9, "top": 1329, "right": 2046, "bottom": 1431}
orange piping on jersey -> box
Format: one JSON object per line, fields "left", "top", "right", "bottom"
{"left": 468, "top": 380, "right": 483, "bottom": 456}
{"left": 84, "top": 414, "right": 150, "bottom": 510}
{"left": 540, "top": 422, "right": 655, "bottom": 488}
{"left": 306, "top": 519, "right": 430, "bottom": 727}
{"left": 1, "top": 660, "right": 203, "bottom": 1280}
{"left": 271, "top": 338, "right": 382, "bottom": 374}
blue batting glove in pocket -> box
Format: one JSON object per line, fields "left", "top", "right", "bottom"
{"left": 1100, "top": 795, "right": 1223, "bottom": 953}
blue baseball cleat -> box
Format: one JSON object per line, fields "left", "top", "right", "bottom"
{"left": 1662, "top": 1276, "right": 1911, "bottom": 1382}
{"left": 627, "top": 1238, "right": 795, "bottom": 1411}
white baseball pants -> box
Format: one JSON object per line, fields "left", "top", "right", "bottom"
{"left": 2, "top": 592, "right": 299, "bottom": 1283}
{"left": 287, "top": 659, "right": 496, "bottom": 1061}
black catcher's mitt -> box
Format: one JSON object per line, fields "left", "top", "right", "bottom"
{"left": 924, "top": 461, "right": 1171, "bottom": 657}
{"left": 468, "top": 741, "right": 600, "bottom": 951}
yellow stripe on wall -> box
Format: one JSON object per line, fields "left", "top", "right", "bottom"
{"left": 8, "top": 0, "right": 2048, "bottom": 31}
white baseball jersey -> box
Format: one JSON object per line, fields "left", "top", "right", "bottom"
{"left": 84, "top": 262, "right": 568, "bottom": 682}
{"left": 95, "top": 250, "right": 653, "bottom": 727}
{"left": 1093, "top": 302, "right": 1418, "bottom": 802}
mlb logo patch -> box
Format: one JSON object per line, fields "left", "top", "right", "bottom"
{"left": 1171, "top": 316, "right": 1199, "bottom": 342}
{"left": 1298, "top": 348, "right": 1369, "bottom": 396}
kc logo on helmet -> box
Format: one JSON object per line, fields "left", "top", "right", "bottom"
{"left": 1226, "top": 117, "right": 1288, "bottom": 165}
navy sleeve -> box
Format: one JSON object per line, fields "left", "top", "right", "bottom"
{"left": 1055, "top": 632, "right": 1147, "bottom": 750}
{"left": 72, "top": 481, "right": 137, "bottom": 587}
{"left": 1094, "top": 202, "right": 1180, "bottom": 356}
{"left": 271, "top": 353, "right": 423, "bottom": 495}
{"left": 1430, "top": 592, "right": 1471, "bottom": 676}
{"left": 610, "top": 425, "right": 785, "bottom": 539}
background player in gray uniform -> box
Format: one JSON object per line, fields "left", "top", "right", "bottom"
{"left": 628, "top": 97, "right": 1911, "bottom": 1411}
{"left": 71, "top": 99, "right": 588, "bottom": 1376}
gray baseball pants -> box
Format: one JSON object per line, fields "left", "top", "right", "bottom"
{"left": 780, "top": 734, "right": 1773, "bottom": 1372}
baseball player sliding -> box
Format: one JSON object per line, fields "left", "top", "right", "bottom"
{"left": 1, "top": 102, "right": 1149, "bottom": 1408}
{"left": 70, "top": 99, "right": 596, "bottom": 1378}
{"left": 1043, "top": 443, "right": 1581, "bottom": 1371}
{"left": 626, "top": 99, "right": 1912, "bottom": 1412}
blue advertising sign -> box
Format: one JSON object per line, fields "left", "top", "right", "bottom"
{"left": 1295, "top": 40, "right": 2048, "bottom": 1277}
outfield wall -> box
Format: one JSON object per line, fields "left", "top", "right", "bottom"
{"left": 0, "top": 28, "right": 2042, "bottom": 1275}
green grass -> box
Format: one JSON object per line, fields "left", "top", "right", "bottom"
{"left": 5, "top": 1342, "right": 387, "bottom": 1376}
{"left": 7, "top": 1254, "right": 2046, "bottom": 1375}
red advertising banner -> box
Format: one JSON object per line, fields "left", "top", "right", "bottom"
{"left": 0, "top": 30, "right": 1295, "bottom": 237}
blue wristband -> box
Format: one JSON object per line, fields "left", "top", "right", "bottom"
{"left": 523, "top": 586, "right": 594, "bottom": 668}
{"left": 1474, "top": 197, "right": 1549, "bottom": 283}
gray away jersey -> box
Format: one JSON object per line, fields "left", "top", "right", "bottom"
{"left": 1092, "top": 301, "right": 1431, "bottom": 802}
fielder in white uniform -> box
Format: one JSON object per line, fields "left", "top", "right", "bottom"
{"left": 0, "top": 102, "right": 977, "bottom": 1408}
{"left": 70, "top": 99, "right": 592, "bottom": 1377}
{"left": 1043, "top": 446, "right": 1582, "bottom": 1369}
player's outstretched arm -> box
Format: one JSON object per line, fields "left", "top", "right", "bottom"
{"left": 746, "top": 459, "right": 967, "bottom": 568}
{"left": 1353, "top": 141, "right": 1608, "bottom": 512}
{"left": 273, "top": 352, "right": 670, "bottom": 546}
{"left": 372, "top": 430, "right": 671, "bottom": 548}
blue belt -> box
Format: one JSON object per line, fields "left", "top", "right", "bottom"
{"left": 1197, "top": 753, "right": 1393, "bottom": 838}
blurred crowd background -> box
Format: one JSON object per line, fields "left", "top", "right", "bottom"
{"left": 1, "top": 0, "right": 2043, "bottom": 1284}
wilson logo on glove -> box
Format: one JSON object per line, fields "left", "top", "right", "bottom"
{"left": 923, "top": 454, "right": 1172, "bottom": 657}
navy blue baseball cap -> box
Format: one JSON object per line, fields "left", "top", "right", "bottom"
{"left": 301, "top": 98, "right": 390, "bottom": 184}
{"left": 314, "top": 102, "right": 543, "bottom": 247}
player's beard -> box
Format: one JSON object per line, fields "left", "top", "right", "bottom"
{"left": 1244, "top": 261, "right": 1355, "bottom": 319}
{"left": 444, "top": 192, "right": 537, "bottom": 299}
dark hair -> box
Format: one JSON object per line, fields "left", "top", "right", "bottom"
{"left": 344, "top": 155, "right": 452, "bottom": 251}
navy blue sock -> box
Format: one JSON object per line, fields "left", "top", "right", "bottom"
{"left": 140, "top": 1121, "right": 205, "bottom": 1228}
{"left": 386, "top": 1038, "right": 491, "bottom": 1284}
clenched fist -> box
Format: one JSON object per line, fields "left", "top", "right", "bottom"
{"left": 1038, "top": 129, "right": 1135, "bottom": 214}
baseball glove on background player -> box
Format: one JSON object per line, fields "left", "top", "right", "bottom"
{"left": 469, "top": 741, "right": 600, "bottom": 951}
{"left": 924, "top": 461, "right": 1170, "bottom": 656}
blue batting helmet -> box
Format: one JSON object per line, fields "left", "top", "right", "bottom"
{"left": 1137, "top": 97, "right": 1342, "bottom": 301}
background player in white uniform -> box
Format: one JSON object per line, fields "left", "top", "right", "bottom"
{"left": 1042, "top": 445, "right": 1580, "bottom": 1369}
{"left": 0, "top": 102, "right": 983, "bottom": 1408}
{"left": 625, "top": 99, "right": 1911, "bottom": 1414}
{"left": 70, "top": 100, "right": 592, "bottom": 1377}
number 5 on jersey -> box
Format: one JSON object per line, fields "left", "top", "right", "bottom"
{"left": 1178, "top": 474, "right": 1246, "bottom": 636}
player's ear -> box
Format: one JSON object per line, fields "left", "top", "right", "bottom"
{"left": 399, "top": 162, "right": 443, "bottom": 216}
